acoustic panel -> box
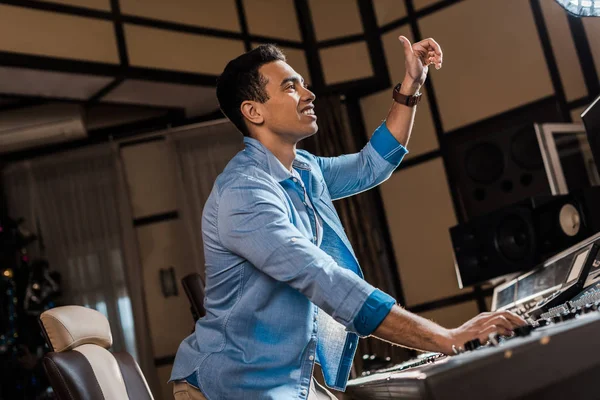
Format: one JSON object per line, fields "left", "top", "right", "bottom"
{"left": 125, "top": 24, "right": 245, "bottom": 75}
{"left": 0, "top": 4, "right": 119, "bottom": 64}
{"left": 119, "top": 0, "right": 240, "bottom": 32}
{"left": 541, "top": 0, "right": 587, "bottom": 102}
{"left": 418, "top": 0, "right": 554, "bottom": 132}
{"left": 243, "top": 0, "right": 302, "bottom": 41}
{"left": 38, "top": 0, "right": 110, "bottom": 11}
{"left": 320, "top": 41, "right": 373, "bottom": 85}
{"left": 309, "top": 0, "right": 363, "bottom": 41}
{"left": 373, "top": 0, "right": 407, "bottom": 26}
{"left": 413, "top": 0, "right": 444, "bottom": 10}
{"left": 379, "top": 158, "right": 467, "bottom": 307}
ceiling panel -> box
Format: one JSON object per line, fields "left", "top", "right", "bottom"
{"left": 103, "top": 79, "right": 218, "bottom": 117}
{"left": 320, "top": 41, "right": 373, "bottom": 85}
{"left": 244, "top": 0, "right": 301, "bottom": 41}
{"left": 120, "top": 0, "right": 240, "bottom": 32}
{"left": 0, "top": 4, "right": 119, "bottom": 64}
{"left": 35, "top": 0, "right": 111, "bottom": 11}
{"left": 125, "top": 24, "right": 245, "bottom": 75}
{"left": 309, "top": 0, "right": 363, "bottom": 41}
{"left": 374, "top": 0, "right": 407, "bottom": 26}
{"left": 0, "top": 66, "right": 112, "bottom": 99}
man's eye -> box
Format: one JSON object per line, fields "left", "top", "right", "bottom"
{"left": 287, "top": 84, "right": 295, "bottom": 90}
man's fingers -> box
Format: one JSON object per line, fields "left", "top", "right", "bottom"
{"left": 477, "top": 325, "right": 501, "bottom": 344}
{"left": 499, "top": 311, "right": 527, "bottom": 327}
{"left": 482, "top": 316, "right": 513, "bottom": 334}
{"left": 417, "top": 37, "right": 443, "bottom": 56}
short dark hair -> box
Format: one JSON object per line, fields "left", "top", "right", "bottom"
{"left": 216, "top": 44, "right": 286, "bottom": 137}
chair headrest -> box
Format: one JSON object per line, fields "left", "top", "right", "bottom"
{"left": 40, "top": 306, "right": 112, "bottom": 352}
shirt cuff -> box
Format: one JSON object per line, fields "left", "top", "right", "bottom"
{"left": 370, "top": 121, "right": 408, "bottom": 166}
{"left": 353, "top": 289, "right": 396, "bottom": 337}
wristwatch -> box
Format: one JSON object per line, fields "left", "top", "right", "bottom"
{"left": 392, "top": 83, "right": 422, "bottom": 107}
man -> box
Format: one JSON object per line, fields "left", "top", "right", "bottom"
{"left": 171, "top": 38, "right": 526, "bottom": 399}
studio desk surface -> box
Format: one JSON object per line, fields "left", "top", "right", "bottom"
{"left": 346, "top": 311, "right": 600, "bottom": 400}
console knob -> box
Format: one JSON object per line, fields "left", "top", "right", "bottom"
{"left": 464, "top": 338, "right": 482, "bottom": 351}
{"left": 513, "top": 324, "right": 534, "bottom": 337}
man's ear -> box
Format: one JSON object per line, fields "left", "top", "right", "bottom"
{"left": 240, "top": 101, "right": 264, "bottom": 126}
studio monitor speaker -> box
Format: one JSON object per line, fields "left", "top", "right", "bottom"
{"left": 445, "top": 97, "right": 565, "bottom": 222}
{"left": 450, "top": 186, "right": 600, "bottom": 288}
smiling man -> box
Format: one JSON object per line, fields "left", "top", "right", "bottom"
{"left": 170, "top": 41, "right": 526, "bottom": 400}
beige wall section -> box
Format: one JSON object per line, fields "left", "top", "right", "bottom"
{"left": 418, "top": 301, "right": 479, "bottom": 329}
{"left": 156, "top": 365, "right": 173, "bottom": 400}
{"left": 320, "top": 41, "right": 373, "bottom": 85}
{"left": 413, "top": 0, "right": 444, "bottom": 10}
{"left": 244, "top": 0, "right": 301, "bottom": 41}
{"left": 120, "top": 0, "right": 240, "bottom": 32}
{"left": 0, "top": 4, "right": 119, "bottom": 63}
{"left": 125, "top": 25, "right": 245, "bottom": 75}
{"left": 38, "top": 0, "right": 111, "bottom": 11}
{"left": 380, "top": 158, "right": 468, "bottom": 307}
{"left": 120, "top": 140, "right": 178, "bottom": 219}
{"left": 419, "top": 0, "right": 554, "bottom": 132}
{"left": 137, "top": 219, "right": 196, "bottom": 358}
{"left": 373, "top": 0, "right": 407, "bottom": 26}
{"left": 540, "top": 0, "right": 587, "bottom": 102}
{"left": 583, "top": 17, "right": 600, "bottom": 82}
{"left": 309, "top": 0, "right": 363, "bottom": 41}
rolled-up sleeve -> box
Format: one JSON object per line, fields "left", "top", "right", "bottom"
{"left": 217, "top": 177, "right": 392, "bottom": 331}
{"left": 351, "top": 289, "right": 396, "bottom": 337}
{"left": 311, "top": 122, "right": 408, "bottom": 200}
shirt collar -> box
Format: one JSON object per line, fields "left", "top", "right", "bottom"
{"left": 243, "top": 136, "right": 311, "bottom": 183}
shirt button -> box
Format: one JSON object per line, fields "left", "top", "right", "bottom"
{"left": 303, "top": 202, "right": 307, "bottom": 206}
{"left": 292, "top": 178, "right": 298, "bottom": 183}
{"left": 309, "top": 355, "right": 314, "bottom": 361}
{"left": 291, "top": 237, "right": 297, "bottom": 242}
{"left": 301, "top": 389, "right": 307, "bottom": 396}
{"left": 313, "top": 236, "right": 317, "bottom": 241}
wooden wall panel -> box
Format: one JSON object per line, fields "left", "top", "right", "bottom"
{"left": 309, "top": 0, "right": 363, "bottom": 41}
{"left": 0, "top": 4, "right": 119, "bottom": 63}
{"left": 125, "top": 25, "right": 245, "bottom": 75}
{"left": 418, "top": 0, "right": 554, "bottom": 132}
{"left": 244, "top": 0, "right": 301, "bottom": 41}
{"left": 540, "top": 0, "right": 587, "bottom": 101}
{"left": 120, "top": 140, "right": 178, "bottom": 219}
{"left": 137, "top": 219, "right": 196, "bottom": 358}
{"left": 379, "top": 159, "right": 468, "bottom": 307}
{"left": 120, "top": 0, "right": 240, "bottom": 32}
{"left": 320, "top": 41, "right": 373, "bottom": 85}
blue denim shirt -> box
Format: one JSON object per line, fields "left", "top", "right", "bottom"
{"left": 170, "top": 122, "right": 407, "bottom": 399}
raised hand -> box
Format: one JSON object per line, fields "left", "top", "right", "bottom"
{"left": 398, "top": 36, "right": 443, "bottom": 88}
